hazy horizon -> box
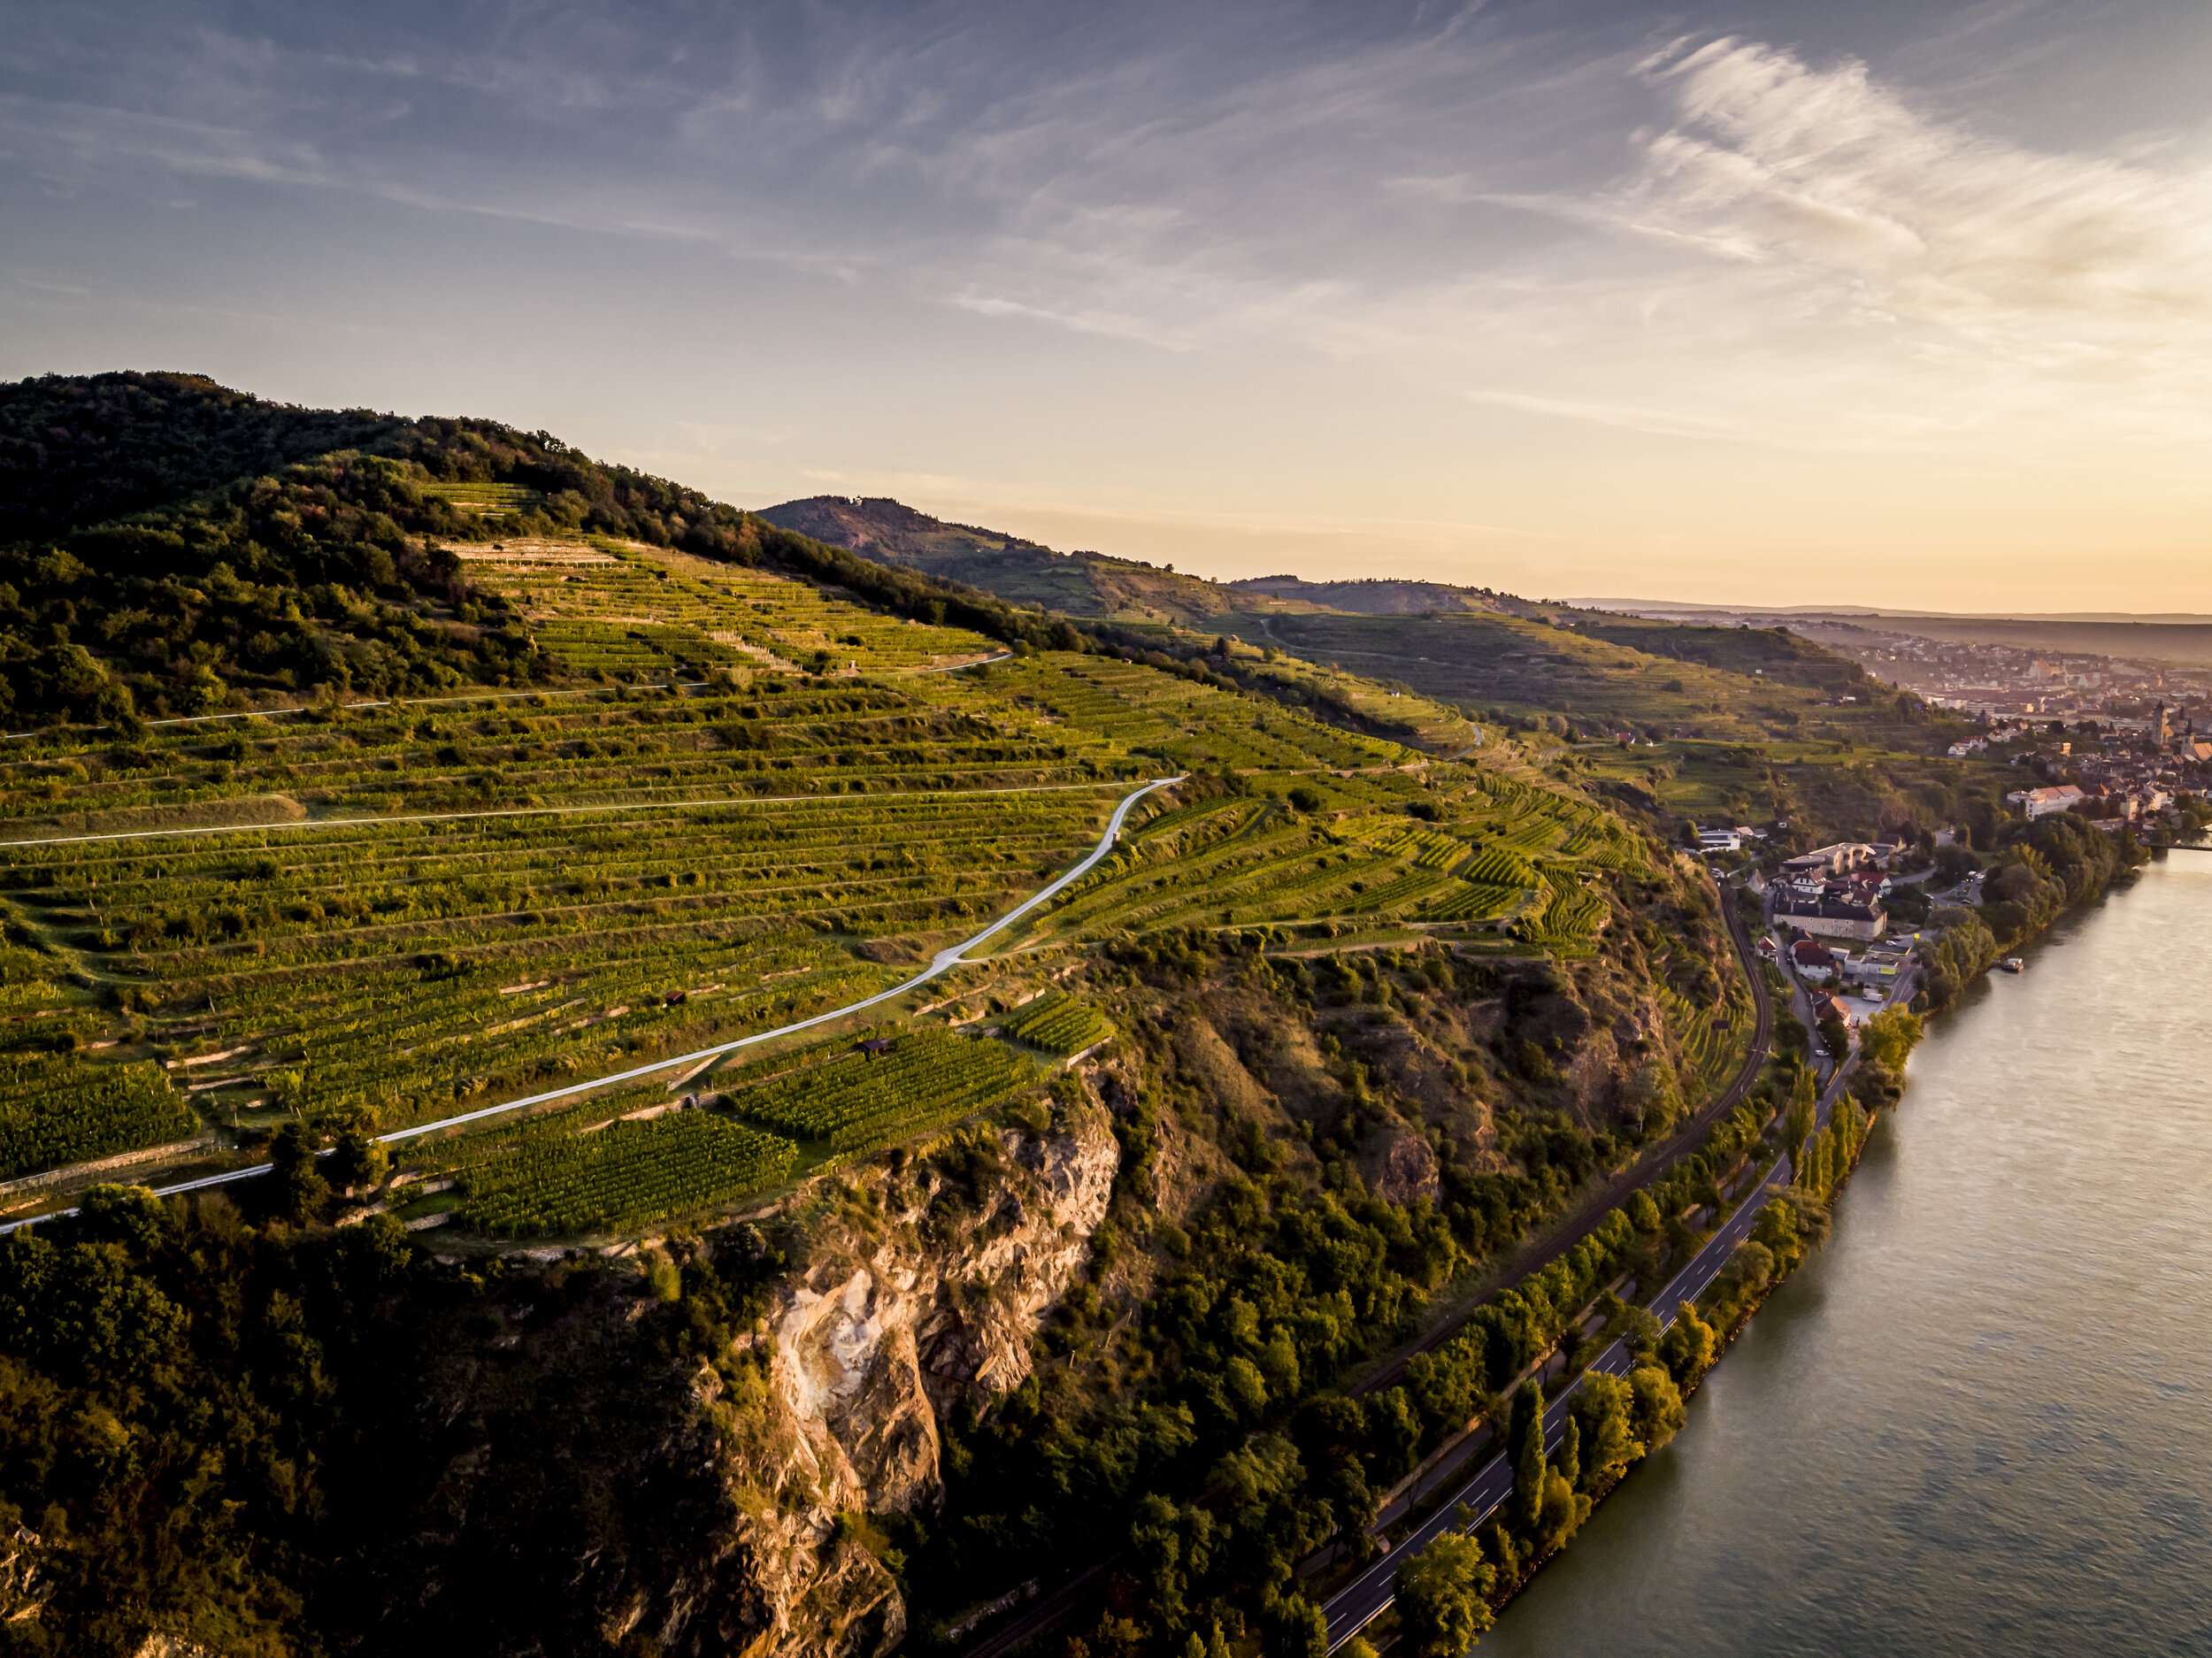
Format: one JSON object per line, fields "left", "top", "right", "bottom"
{"left": 7, "top": 1, "right": 2212, "bottom": 610}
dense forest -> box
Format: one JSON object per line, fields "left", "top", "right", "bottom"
{"left": 0, "top": 1184, "right": 794, "bottom": 1655}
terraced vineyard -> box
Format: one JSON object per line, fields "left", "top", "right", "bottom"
{"left": 0, "top": 676, "right": 1118, "bottom": 832}
{"left": 1515, "top": 867, "right": 1612, "bottom": 948}
{"left": 726, "top": 1027, "right": 1037, "bottom": 1153}
{"left": 3, "top": 784, "right": 1111, "bottom": 1128}
{"left": 455, "top": 1110, "right": 800, "bottom": 1236}
{"left": 0, "top": 533, "right": 1667, "bottom": 1232}
{"left": 1662, "top": 984, "right": 1756, "bottom": 1103}
{"left": 1027, "top": 659, "right": 1394, "bottom": 774}
{"left": 462, "top": 541, "right": 1002, "bottom": 675}
{"left": 999, "top": 991, "right": 1114, "bottom": 1055}
{"left": 1032, "top": 755, "right": 1645, "bottom": 949}
{"left": 0, "top": 1056, "right": 198, "bottom": 1181}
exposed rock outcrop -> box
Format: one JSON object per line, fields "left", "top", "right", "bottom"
{"left": 1, "top": 1525, "right": 51, "bottom": 1631}
{"left": 1369, "top": 1131, "right": 1440, "bottom": 1207}
{"left": 704, "top": 1080, "right": 1120, "bottom": 1656}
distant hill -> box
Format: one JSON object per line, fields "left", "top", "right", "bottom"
{"left": 759, "top": 495, "right": 1939, "bottom": 748}
{"left": 1583, "top": 598, "right": 2212, "bottom": 670}
{"left": 758, "top": 494, "right": 1254, "bottom": 625}
{"left": 756, "top": 495, "right": 1054, "bottom": 563}
{"left": 1579, "top": 598, "right": 2212, "bottom": 625}
{"left": 1227, "top": 573, "right": 1509, "bottom": 616}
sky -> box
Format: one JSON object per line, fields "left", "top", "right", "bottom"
{"left": 4, "top": 0, "right": 2211, "bottom": 611}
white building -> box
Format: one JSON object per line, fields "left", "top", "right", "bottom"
{"left": 2007, "top": 784, "right": 2087, "bottom": 820}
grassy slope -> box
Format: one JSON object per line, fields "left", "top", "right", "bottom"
{"left": 2, "top": 441, "right": 1715, "bottom": 1223}
{"left": 757, "top": 495, "right": 1972, "bottom": 762}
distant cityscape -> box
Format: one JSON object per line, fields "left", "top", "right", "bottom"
{"left": 1797, "top": 623, "right": 2211, "bottom": 830}
{"left": 1800, "top": 624, "right": 2212, "bottom": 725}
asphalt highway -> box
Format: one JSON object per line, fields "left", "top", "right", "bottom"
{"left": 1319, "top": 1140, "right": 1793, "bottom": 1650}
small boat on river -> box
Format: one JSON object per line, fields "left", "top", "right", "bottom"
{"left": 2001, "top": 957, "right": 2026, "bottom": 973}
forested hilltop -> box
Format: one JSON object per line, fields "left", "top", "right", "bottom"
{"left": 0, "top": 374, "right": 2094, "bottom": 1658}
{"left": 0, "top": 373, "right": 1099, "bottom": 730}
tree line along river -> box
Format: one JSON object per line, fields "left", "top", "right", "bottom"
{"left": 1480, "top": 854, "right": 2212, "bottom": 1658}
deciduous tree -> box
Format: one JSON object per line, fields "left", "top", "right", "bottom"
{"left": 1395, "top": 1534, "right": 1495, "bottom": 1658}
{"left": 1629, "top": 1362, "right": 1687, "bottom": 1451}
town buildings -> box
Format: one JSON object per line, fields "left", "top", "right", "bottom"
{"left": 2008, "top": 784, "right": 2087, "bottom": 820}
{"left": 1790, "top": 938, "right": 1839, "bottom": 983}
{"left": 1771, "top": 841, "right": 1892, "bottom": 940}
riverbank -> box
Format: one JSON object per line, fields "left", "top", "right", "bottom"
{"left": 1340, "top": 839, "right": 2152, "bottom": 1652}
{"left": 1476, "top": 856, "right": 2212, "bottom": 1657}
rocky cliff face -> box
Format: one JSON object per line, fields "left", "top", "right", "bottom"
{"left": 702, "top": 1080, "right": 1120, "bottom": 1657}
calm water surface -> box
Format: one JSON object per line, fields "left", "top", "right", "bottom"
{"left": 1483, "top": 856, "right": 2212, "bottom": 1658}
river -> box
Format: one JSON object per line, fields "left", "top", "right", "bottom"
{"left": 1481, "top": 855, "right": 2212, "bottom": 1658}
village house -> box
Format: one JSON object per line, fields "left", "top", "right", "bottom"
{"left": 1839, "top": 938, "right": 1912, "bottom": 990}
{"left": 1790, "top": 937, "right": 1839, "bottom": 984}
{"left": 1781, "top": 841, "right": 1899, "bottom": 879}
{"left": 1814, "top": 993, "right": 1859, "bottom": 1028}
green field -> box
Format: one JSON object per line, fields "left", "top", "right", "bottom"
{"left": 999, "top": 991, "right": 1114, "bottom": 1055}
{"left": 0, "top": 541, "right": 1682, "bottom": 1229}
{"left": 455, "top": 1110, "right": 799, "bottom": 1236}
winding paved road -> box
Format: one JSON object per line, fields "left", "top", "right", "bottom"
{"left": 0, "top": 774, "right": 1180, "bottom": 1234}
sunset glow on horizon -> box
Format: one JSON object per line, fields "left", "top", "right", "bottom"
{"left": 5, "top": 0, "right": 2211, "bottom": 610}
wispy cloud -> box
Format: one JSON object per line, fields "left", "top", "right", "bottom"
{"left": 7, "top": 3, "right": 2212, "bottom": 461}
{"left": 1621, "top": 37, "right": 2212, "bottom": 330}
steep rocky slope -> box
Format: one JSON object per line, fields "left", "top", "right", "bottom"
{"left": 368, "top": 1082, "right": 1122, "bottom": 1658}
{"left": 713, "top": 1083, "right": 1119, "bottom": 1653}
